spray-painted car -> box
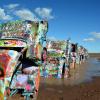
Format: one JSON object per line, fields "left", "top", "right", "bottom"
{"left": 0, "top": 20, "right": 48, "bottom": 100}
{"left": 40, "top": 40, "right": 69, "bottom": 78}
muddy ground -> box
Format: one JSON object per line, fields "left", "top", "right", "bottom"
{"left": 8, "top": 55, "right": 100, "bottom": 100}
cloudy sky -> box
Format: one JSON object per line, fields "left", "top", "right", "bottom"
{"left": 0, "top": 0, "right": 100, "bottom": 53}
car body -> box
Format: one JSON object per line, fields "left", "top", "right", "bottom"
{"left": 0, "top": 20, "right": 48, "bottom": 100}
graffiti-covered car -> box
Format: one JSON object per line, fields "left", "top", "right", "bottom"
{"left": 0, "top": 20, "right": 48, "bottom": 100}
{"left": 40, "top": 40, "right": 69, "bottom": 78}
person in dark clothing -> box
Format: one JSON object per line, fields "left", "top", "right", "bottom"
{"left": 71, "top": 44, "right": 76, "bottom": 52}
{"left": 70, "top": 44, "right": 76, "bottom": 69}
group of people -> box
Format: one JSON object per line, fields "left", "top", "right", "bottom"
{"left": 65, "top": 42, "right": 88, "bottom": 77}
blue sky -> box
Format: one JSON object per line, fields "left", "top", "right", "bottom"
{"left": 0, "top": 0, "right": 100, "bottom": 53}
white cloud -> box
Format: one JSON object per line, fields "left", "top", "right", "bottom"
{"left": 91, "top": 32, "right": 100, "bottom": 39}
{"left": 35, "top": 8, "right": 54, "bottom": 20}
{"left": 5, "top": 4, "right": 19, "bottom": 9}
{"left": 83, "top": 37, "right": 95, "bottom": 42}
{"left": 0, "top": 8, "right": 12, "bottom": 20}
{"left": 15, "top": 9, "right": 38, "bottom": 21}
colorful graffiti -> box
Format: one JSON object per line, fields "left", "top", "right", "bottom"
{"left": 46, "top": 40, "right": 67, "bottom": 51}
{"left": 0, "top": 20, "right": 48, "bottom": 59}
{"left": 0, "top": 39, "right": 27, "bottom": 47}
{"left": 40, "top": 40, "right": 67, "bottom": 78}
{"left": 0, "top": 20, "right": 48, "bottom": 99}
{"left": 0, "top": 80, "right": 4, "bottom": 100}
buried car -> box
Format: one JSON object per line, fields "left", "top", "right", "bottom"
{"left": 40, "top": 40, "right": 69, "bottom": 78}
{"left": 0, "top": 38, "right": 40, "bottom": 100}
{"left": 0, "top": 20, "right": 48, "bottom": 100}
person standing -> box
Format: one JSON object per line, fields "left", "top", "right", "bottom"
{"left": 70, "top": 43, "right": 76, "bottom": 69}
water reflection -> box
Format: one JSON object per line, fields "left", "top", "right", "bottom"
{"left": 84, "top": 58, "right": 100, "bottom": 81}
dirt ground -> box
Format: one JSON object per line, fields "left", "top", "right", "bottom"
{"left": 8, "top": 76, "right": 100, "bottom": 100}
{"left": 37, "top": 77, "right": 100, "bottom": 100}
{"left": 7, "top": 56, "right": 100, "bottom": 100}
